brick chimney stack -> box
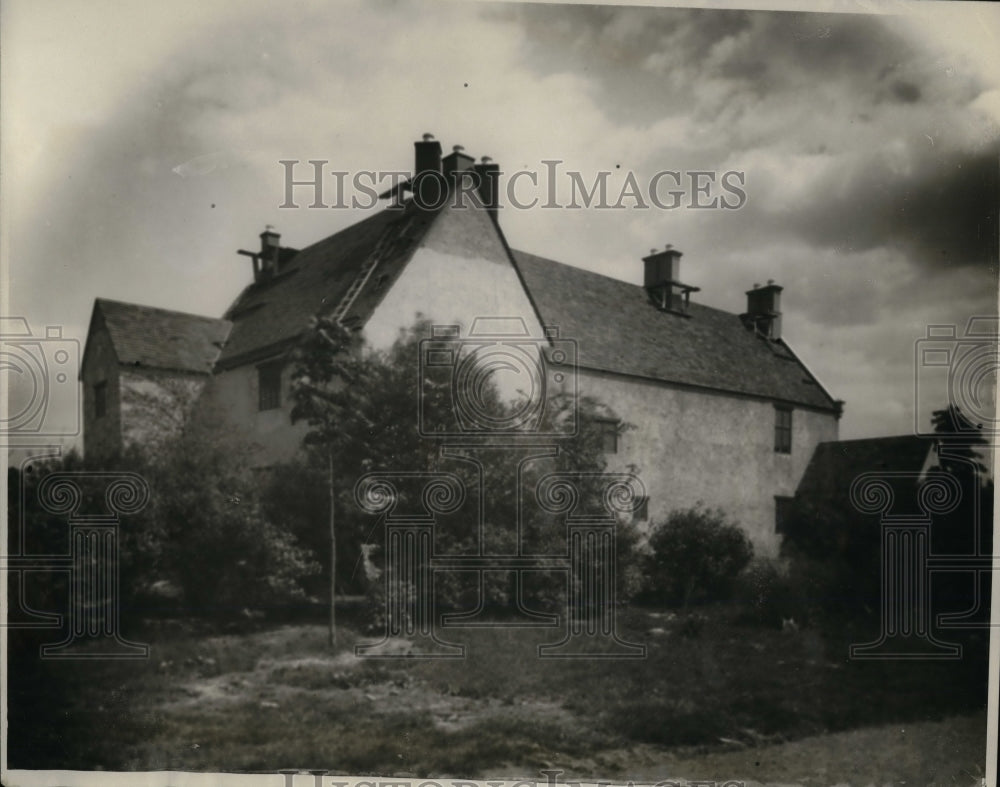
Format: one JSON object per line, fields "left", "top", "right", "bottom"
{"left": 642, "top": 244, "right": 699, "bottom": 315}
{"left": 238, "top": 226, "right": 298, "bottom": 283}
{"left": 742, "top": 280, "right": 783, "bottom": 340}
{"left": 442, "top": 144, "right": 475, "bottom": 183}
{"left": 414, "top": 133, "right": 442, "bottom": 180}
{"left": 474, "top": 155, "right": 500, "bottom": 217}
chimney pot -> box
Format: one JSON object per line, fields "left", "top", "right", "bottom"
{"left": 742, "top": 281, "right": 783, "bottom": 340}
{"left": 414, "top": 134, "right": 444, "bottom": 196}
{"left": 642, "top": 245, "right": 699, "bottom": 314}
{"left": 443, "top": 144, "right": 476, "bottom": 181}
{"left": 260, "top": 227, "right": 280, "bottom": 250}
{"left": 474, "top": 156, "right": 501, "bottom": 218}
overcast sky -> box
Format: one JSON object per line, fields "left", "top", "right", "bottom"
{"left": 2, "top": 0, "right": 998, "bottom": 446}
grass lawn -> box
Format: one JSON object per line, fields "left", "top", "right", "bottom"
{"left": 7, "top": 604, "right": 989, "bottom": 781}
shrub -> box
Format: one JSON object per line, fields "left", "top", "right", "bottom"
{"left": 8, "top": 442, "right": 321, "bottom": 621}
{"left": 135, "top": 435, "right": 321, "bottom": 615}
{"left": 644, "top": 505, "right": 753, "bottom": 608}
{"left": 290, "top": 318, "right": 645, "bottom": 625}
{"left": 733, "top": 557, "right": 813, "bottom": 628}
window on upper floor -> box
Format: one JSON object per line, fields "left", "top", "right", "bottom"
{"left": 775, "top": 496, "right": 794, "bottom": 534}
{"left": 258, "top": 362, "right": 282, "bottom": 411}
{"left": 774, "top": 406, "right": 792, "bottom": 454}
{"left": 597, "top": 418, "right": 619, "bottom": 454}
{"left": 94, "top": 381, "right": 107, "bottom": 419}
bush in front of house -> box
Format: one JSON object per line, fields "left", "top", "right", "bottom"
{"left": 643, "top": 505, "right": 753, "bottom": 608}
{"left": 141, "top": 434, "right": 321, "bottom": 616}
{"left": 732, "top": 557, "right": 817, "bottom": 628}
{"left": 7, "top": 441, "right": 321, "bottom": 621}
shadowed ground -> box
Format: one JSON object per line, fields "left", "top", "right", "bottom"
{"left": 7, "top": 605, "right": 989, "bottom": 783}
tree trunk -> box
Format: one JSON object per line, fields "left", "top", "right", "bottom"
{"left": 329, "top": 451, "right": 337, "bottom": 648}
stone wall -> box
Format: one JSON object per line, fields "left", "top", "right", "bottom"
{"left": 81, "top": 323, "right": 122, "bottom": 460}
{"left": 578, "top": 367, "right": 839, "bottom": 556}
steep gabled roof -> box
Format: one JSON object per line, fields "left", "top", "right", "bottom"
{"left": 93, "top": 298, "right": 231, "bottom": 374}
{"left": 796, "top": 435, "right": 937, "bottom": 501}
{"left": 217, "top": 201, "right": 437, "bottom": 367}
{"left": 214, "top": 201, "right": 839, "bottom": 410}
{"left": 511, "top": 250, "right": 839, "bottom": 411}
{"left": 89, "top": 194, "right": 842, "bottom": 415}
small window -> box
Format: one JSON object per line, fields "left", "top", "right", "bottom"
{"left": 597, "top": 419, "right": 619, "bottom": 453}
{"left": 774, "top": 406, "right": 792, "bottom": 454}
{"left": 775, "top": 496, "right": 794, "bottom": 534}
{"left": 633, "top": 496, "right": 649, "bottom": 523}
{"left": 94, "top": 381, "right": 107, "bottom": 419}
{"left": 258, "top": 362, "right": 282, "bottom": 411}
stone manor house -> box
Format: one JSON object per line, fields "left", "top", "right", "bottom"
{"left": 80, "top": 135, "right": 844, "bottom": 557}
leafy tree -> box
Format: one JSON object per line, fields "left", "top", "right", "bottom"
{"left": 928, "top": 404, "right": 992, "bottom": 544}
{"left": 927, "top": 405, "right": 994, "bottom": 628}
{"left": 643, "top": 505, "right": 753, "bottom": 608}
{"left": 289, "top": 317, "right": 642, "bottom": 639}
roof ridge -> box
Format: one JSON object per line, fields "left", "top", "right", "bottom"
{"left": 510, "top": 248, "right": 745, "bottom": 322}
{"left": 97, "top": 297, "right": 230, "bottom": 325}
{"left": 216, "top": 201, "right": 443, "bottom": 365}
{"left": 829, "top": 435, "right": 933, "bottom": 445}
{"left": 514, "top": 249, "right": 840, "bottom": 412}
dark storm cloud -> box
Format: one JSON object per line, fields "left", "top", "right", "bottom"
{"left": 786, "top": 146, "right": 998, "bottom": 271}
{"left": 497, "top": 7, "right": 966, "bottom": 123}
{"left": 503, "top": 3, "right": 998, "bottom": 277}
{"left": 491, "top": 5, "right": 753, "bottom": 123}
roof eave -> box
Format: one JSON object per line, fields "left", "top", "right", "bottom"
{"left": 573, "top": 361, "right": 843, "bottom": 415}
{"left": 213, "top": 336, "right": 302, "bottom": 372}
{"left": 777, "top": 337, "right": 841, "bottom": 415}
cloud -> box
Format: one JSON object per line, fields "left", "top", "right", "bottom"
{"left": 787, "top": 146, "right": 999, "bottom": 270}
{"left": 497, "top": 4, "right": 999, "bottom": 286}
{"left": 4, "top": 0, "right": 998, "bottom": 444}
